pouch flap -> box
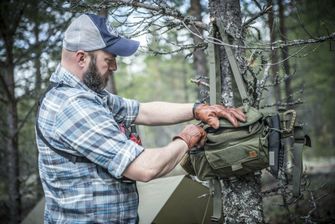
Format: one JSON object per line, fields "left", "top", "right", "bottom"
{"left": 224, "top": 107, "right": 263, "bottom": 127}
{"left": 216, "top": 107, "right": 263, "bottom": 128}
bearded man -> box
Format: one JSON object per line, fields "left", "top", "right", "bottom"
{"left": 35, "top": 13, "right": 245, "bottom": 223}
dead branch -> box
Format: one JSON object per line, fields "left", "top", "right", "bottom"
{"left": 105, "top": 0, "right": 208, "bottom": 30}
{"left": 243, "top": 5, "right": 272, "bottom": 29}
{"left": 67, "top": 1, "right": 335, "bottom": 51}
{"left": 190, "top": 78, "right": 210, "bottom": 88}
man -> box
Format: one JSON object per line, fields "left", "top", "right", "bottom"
{"left": 35, "top": 13, "right": 245, "bottom": 223}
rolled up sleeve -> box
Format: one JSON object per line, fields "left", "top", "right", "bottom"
{"left": 106, "top": 93, "right": 140, "bottom": 128}
{"left": 55, "top": 93, "right": 144, "bottom": 178}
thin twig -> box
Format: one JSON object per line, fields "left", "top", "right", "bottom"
{"left": 190, "top": 78, "right": 210, "bottom": 87}
{"left": 243, "top": 5, "right": 272, "bottom": 29}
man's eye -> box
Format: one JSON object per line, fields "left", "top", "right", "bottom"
{"left": 105, "top": 59, "right": 115, "bottom": 64}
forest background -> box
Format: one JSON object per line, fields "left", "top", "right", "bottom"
{"left": 0, "top": 0, "right": 334, "bottom": 223}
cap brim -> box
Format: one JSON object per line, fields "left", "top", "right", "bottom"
{"left": 104, "top": 37, "right": 140, "bottom": 57}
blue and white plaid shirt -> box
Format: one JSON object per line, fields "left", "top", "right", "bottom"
{"left": 36, "top": 65, "right": 144, "bottom": 223}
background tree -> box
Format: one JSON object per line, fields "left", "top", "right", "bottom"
{"left": 188, "top": 0, "right": 209, "bottom": 101}
{"left": 207, "top": 0, "right": 265, "bottom": 222}
{"left": 267, "top": 0, "right": 281, "bottom": 107}
{"left": 0, "top": 1, "right": 71, "bottom": 222}
{"left": 278, "top": 0, "right": 293, "bottom": 109}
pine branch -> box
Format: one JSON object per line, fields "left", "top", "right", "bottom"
{"left": 75, "top": 0, "right": 208, "bottom": 30}
{"left": 255, "top": 33, "right": 335, "bottom": 49}
{"left": 147, "top": 42, "right": 206, "bottom": 56}
{"left": 70, "top": 1, "right": 335, "bottom": 51}
{"left": 184, "top": 19, "right": 334, "bottom": 50}
{"left": 243, "top": 5, "right": 272, "bottom": 29}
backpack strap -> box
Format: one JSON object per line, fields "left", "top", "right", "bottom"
{"left": 208, "top": 26, "right": 221, "bottom": 105}
{"left": 36, "top": 121, "right": 91, "bottom": 163}
{"left": 292, "top": 126, "right": 311, "bottom": 197}
{"left": 216, "top": 18, "right": 249, "bottom": 105}
{"left": 209, "top": 178, "right": 223, "bottom": 224}
{"left": 36, "top": 82, "right": 91, "bottom": 163}
{"left": 292, "top": 141, "right": 304, "bottom": 197}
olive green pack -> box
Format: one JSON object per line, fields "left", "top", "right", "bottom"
{"left": 181, "top": 106, "right": 311, "bottom": 189}
{"left": 188, "top": 107, "right": 268, "bottom": 181}
{"left": 180, "top": 105, "right": 311, "bottom": 224}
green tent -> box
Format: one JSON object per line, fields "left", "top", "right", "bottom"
{"left": 22, "top": 175, "right": 212, "bottom": 224}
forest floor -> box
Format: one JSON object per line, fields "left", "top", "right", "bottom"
{"left": 263, "top": 159, "right": 335, "bottom": 224}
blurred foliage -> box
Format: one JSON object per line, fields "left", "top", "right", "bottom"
{"left": 286, "top": 0, "right": 335, "bottom": 157}
{"left": 115, "top": 52, "right": 198, "bottom": 147}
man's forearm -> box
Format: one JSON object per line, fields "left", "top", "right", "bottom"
{"left": 123, "top": 139, "right": 189, "bottom": 182}
{"left": 134, "top": 102, "right": 194, "bottom": 125}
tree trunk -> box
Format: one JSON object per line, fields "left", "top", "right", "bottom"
{"left": 34, "top": 19, "right": 42, "bottom": 98}
{"left": 209, "top": 0, "right": 264, "bottom": 223}
{"left": 267, "top": 0, "right": 281, "bottom": 108}
{"left": 33, "top": 8, "right": 44, "bottom": 200}
{"left": 5, "top": 63, "right": 21, "bottom": 224}
{"left": 188, "top": 0, "right": 208, "bottom": 101}
{"left": 278, "top": 0, "right": 292, "bottom": 108}
{"left": 0, "top": 3, "right": 26, "bottom": 222}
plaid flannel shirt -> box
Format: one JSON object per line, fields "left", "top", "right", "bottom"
{"left": 36, "top": 65, "right": 144, "bottom": 223}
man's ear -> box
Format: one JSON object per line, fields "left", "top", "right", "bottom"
{"left": 75, "top": 50, "right": 87, "bottom": 68}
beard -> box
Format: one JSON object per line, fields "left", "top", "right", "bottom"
{"left": 83, "top": 54, "right": 111, "bottom": 92}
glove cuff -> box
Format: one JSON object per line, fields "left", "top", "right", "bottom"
{"left": 193, "top": 101, "right": 203, "bottom": 119}
{"left": 173, "top": 124, "right": 207, "bottom": 149}
{"left": 172, "top": 135, "right": 191, "bottom": 149}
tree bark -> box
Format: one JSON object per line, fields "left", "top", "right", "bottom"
{"left": 188, "top": 0, "right": 208, "bottom": 102}
{"left": 267, "top": 0, "right": 281, "bottom": 108}
{"left": 278, "top": 0, "right": 292, "bottom": 108}
{"left": 222, "top": 174, "right": 263, "bottom": 224}
{"left": 209, "top": 0, "right": 264, "bottom": 223}
{"left": 0, "top": 2, "right": 26, "bottom": 222}
{"left": 5, "top": 64, "right": 21, "bottom": 224}
{"left": 32, "top": 5, "right": 44, "bottom": 201}
{"left": 34, "top": 18, "right": 42, "bottom": 99}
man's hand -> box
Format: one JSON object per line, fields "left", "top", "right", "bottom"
{"left": 173, "top": 124, "right": 207, "bottom": 149}
{"left": 194, "top": 104, "right": 246, "bottom": 129}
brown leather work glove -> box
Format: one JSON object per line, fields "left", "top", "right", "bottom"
{"left": 193, "top": 104, "right": 246, "bottom": 129}
{"left": 173, "top": 124, "right": 207, "bottom": 150}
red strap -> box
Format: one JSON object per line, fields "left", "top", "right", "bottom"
{"left": 119, "top": 123, "right": 142, "bottom": 145}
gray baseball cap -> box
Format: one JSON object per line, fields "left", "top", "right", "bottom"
{"left": 63, "top": 13, "right": 140, "bottom": 57}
